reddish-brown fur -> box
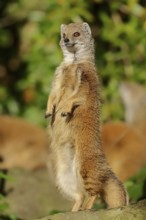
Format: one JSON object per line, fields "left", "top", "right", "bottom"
{"left": 102, "top": 121, "right": 146, "bottom": 181}
{"left": 0, "top": 115, "right": 48, "bottom": 170}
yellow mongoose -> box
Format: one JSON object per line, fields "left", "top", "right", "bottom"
{"left": 46, "top": 22, "right": 128, "bottom": 211}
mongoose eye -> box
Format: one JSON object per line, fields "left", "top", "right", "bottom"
{"left": 63, "top": 33, "right": 66, "bottom": 38}
{"left": 73, "top": 32, "right": 80, "bottom": 37}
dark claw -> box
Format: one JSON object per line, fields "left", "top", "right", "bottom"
{"left": 45, "top": 113, "right": 52, "bottom": 119}
{"left": 61, "top": 112, "right": 70, "bottom": 117}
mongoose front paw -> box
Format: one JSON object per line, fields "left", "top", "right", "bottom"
{"left": 44, "top": 112, "right": 52, "bottom": 119}
{"left": 61, "top": 112, "right": 70, "bottom": 117}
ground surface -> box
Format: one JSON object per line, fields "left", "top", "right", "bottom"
{"left": 5, "top": 168, "right": 72, "bottom": 219}
{"left": 36, "top": 199, "right": 146, "bottom": 220}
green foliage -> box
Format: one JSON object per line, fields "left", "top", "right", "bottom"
{"left": 97, "top": 1, "right": 146, "bottom": 120}
{"left": 125, "top": 168, "right": 146, "bottom": 202}
{"left": 49, "top": 209, "right": 65, "bottom": 215}
{"left": 0, "top": 0, "right": 93, "bottom": 125}
{"left": 0, "top": 172, "right": 17, "bottom": 219}
{"left": 0, "top": 172, "right": 14, "bottom": 182}
{"left": 0, "top": 213, "right": 18, "bottom": 220}
{"left": 0, "top": 194, "right": 9, "bottom": 214}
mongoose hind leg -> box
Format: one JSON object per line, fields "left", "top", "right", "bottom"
{"left": 72, "top": 193, "right": 84, "bottom": 212}
{"left": 82, "top": 195, "right": 97, "bottom": 210}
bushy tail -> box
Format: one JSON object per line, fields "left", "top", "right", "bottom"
{"left": 101, "top": 176, "right": 129, "bottom": 208}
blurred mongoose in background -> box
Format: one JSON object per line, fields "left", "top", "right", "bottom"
{"left": 0, "top": 115, "right": 49, "bottom": 195}
{"left": 46, "top": 22, "right": 128, "bottom": 211}
{"left": 0, "top": 115, "right": 48, "bottom": 170}
{"left": 102, "top": 121, "right": 146, "bottom": 181}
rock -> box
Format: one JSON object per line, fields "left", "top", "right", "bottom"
{"left": 5, "top": 168, "right": 72, "bottom": 219}
{"left": 35, "top": 199, "right": 146, "bottom": 220}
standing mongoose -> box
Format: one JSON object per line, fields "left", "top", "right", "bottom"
{"left": 46, "top": 22, "right": 129, "bottom": 211}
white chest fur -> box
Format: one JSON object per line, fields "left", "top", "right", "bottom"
{"left": 55, "top": 143, "right": 82, "bottom": 200}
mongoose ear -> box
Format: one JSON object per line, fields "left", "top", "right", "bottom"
{"left": 60, "top": 24, "right": 65, "bottom": 33}
{"left": 82, "top": 22, "right": 91, "bottom": 35}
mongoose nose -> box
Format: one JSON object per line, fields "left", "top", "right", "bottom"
{"left": 64, "top": 38, "right": 69, "bottom": 43}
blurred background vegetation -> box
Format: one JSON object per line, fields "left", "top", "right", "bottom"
{"left": 0, "top": 0, "right": 146, "bottom": 126}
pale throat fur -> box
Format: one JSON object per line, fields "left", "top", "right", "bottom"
{"left": 60, "top": 23, "right": 95, "bottom": 64}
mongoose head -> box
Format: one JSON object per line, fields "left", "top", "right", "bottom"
{"left": 60, "top": 22, "right": 94, "bottom": 58}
